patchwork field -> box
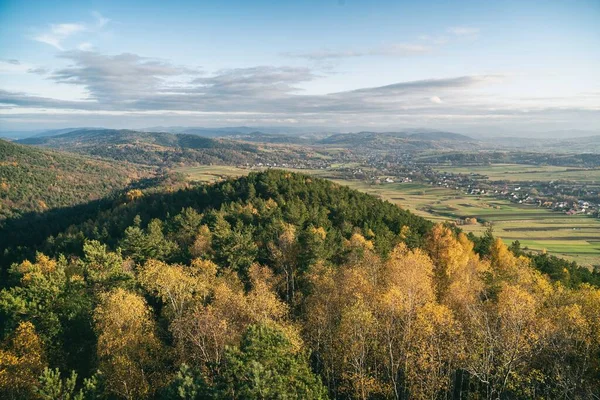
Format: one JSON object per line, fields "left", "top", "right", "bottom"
{"left": 433, "top": 163, "right": 600, "bottom": 184}
{"left": 177, "top": 165, "right": 600, "bottom": 266}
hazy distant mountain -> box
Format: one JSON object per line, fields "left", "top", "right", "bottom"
{"left": 143, "top": 125, "right": 313, "bottom": 137}
{"left": 0, "top": 127, "right": 99, "bottom": 140}
{"left": 318, "top": 130, "right": 478, "bottom": 151}
{"left": 482, "top": 135, "right": 600, "bottom": 153}
{"left": 30, "top": 127, "right": 101, "bottom": 138}
{"left": 18, "top": 128, "right": 263, "bottom": 167}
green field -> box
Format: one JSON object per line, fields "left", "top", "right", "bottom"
{"left": 177, "top": 165, "right": 600, "bottom": 266}
{"left": 433, "top": 163, "right": 600, "bottom": 183}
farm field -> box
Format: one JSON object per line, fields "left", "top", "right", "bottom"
{"left": 177, "top": 165, "right": 600, "bottom": 266}
{"left": 432, "top": 163, "right": 600, "bottom": 183}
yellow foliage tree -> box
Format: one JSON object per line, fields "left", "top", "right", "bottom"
{"left": 0, "top": 322, "right": 46, "bottom": 399}
{"left": 170, "top": 263, "right": 288, "bottom": 375}
{"left": 94, "top": 288, "right": 163, "bottom": 399}
{"left": 406, "top": 302, "right": 461, "bottom": 400}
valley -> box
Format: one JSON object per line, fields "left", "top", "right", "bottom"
{"left": 3, "top": 2, "right": 599, "bottom": 398}
{"left": 5, "top": 127, "right": 598, "bottom": 266}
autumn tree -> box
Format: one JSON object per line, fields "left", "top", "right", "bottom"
{"left": 0, "top": 321, "right": 46, "bottom": 399}
{"left": 376, "top": 244, "right": 435, "bottom": 399}
{"left": 269, "top": 223, "right": 301, "bottom": 304}
{"left": 94, "top": 288, "right": 163, "bottom": 399}
{"left": 170, "top": 264, "right": 287, "bottom": 376}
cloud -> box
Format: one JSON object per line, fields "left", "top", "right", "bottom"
{"left": 1, "top": 50, "right": 506, "bottom": 119}
{"left": 345, "top": 75, "right": 502, "bottom": 97}
{"left": 284, "top": 27, "right": 481, "bottom": 62}
{"left": 418, "top": 35, "right": 449, "bottom": 45}
{"left": 78, "top": 42, "right": 94, "bottom": 51}
{"left": 51, "top": 51, "right": 201, "bottom": 102}
{"left": 447, "top": 26, "right": 480, "bottom": 36}
{"left": 32, "top": 13, "right": 110, "bottom": 50}
{"left": 9, "top": 49, "right": 587, "bottom": 131}
{"left": 34, "top": 23, "right": 86, "bottom": 50}
{"left": 0, "top": 89, "right": 100, "bottom": 110}
{"left": 283, "top": 43, "right": 431, "bottom": 60}
{"left": 0, "top": 59, "right": 44, "bottom": 74}
{"left": 191, "top": 66, "right": 316, "bottom": 97}
{"left": 27, "top": 67, "right": 50, "bottom": 75}
{"left": 92, "top": 11, "right": 110, "bottom": 28}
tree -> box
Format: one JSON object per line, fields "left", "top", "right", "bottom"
{"left": 189, "top": 225, "right": 213, "bottom": 259}
{"left": 405, "top": 303, "right": 461, "bottom": 400}
{"left": 36, "top": 368, "right": 81, "bottom": 400}
{"left": 0, "top": 321, "right": 46, "bottom": 399}
{"left": 269, "top": 223, "right": 300, "bottom": 304}
{"left": 172, "top": 208, "right": 203, "bottom": 250}
{"left": 376, "top": 244, "right": 435, "bottom": 399}
{"left": 212, "top": 219, "right": 257, "bottom": 280}
{"left": 214, "top": 323, "right": 328, "bottom": 399}
{"left": 161, "top": 364, "right": 212, "bottom": 400}
{"left": 120, "top": 218, "right": 178, "bottom": 263}
{"left": 94, "top": 288, "right": 163, "bottom": 399}
{"left": 425, "top": 224, "right": 471, "bottom": 302}
{"left": 81, "top": 240, "right": 129, "bottom": 285}
{"left": 171, "top": 264, "right": 287, "bottom": 373}
{"left": 138, "top": 259, "right": 209, "bottom": 319}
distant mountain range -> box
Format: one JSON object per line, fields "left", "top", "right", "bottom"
{"left": 17, "top": 129, "right": 263, "bottom": 167}
{"left": 8, "top": 125, "right": 600, "bottom": 153}
{"left": 317, "top": 130, "right": 480, "bottom": 151}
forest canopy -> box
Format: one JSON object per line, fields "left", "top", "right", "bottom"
{"left": 1, "top": 170, "right": 599, "bottom": 399}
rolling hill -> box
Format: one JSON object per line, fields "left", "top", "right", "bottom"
{"left": 0, "top": 139, "right": 152, "bottom": 220}
{"left": 18, "top": 128, "right": 264, "bottom": 167}
{"left": 318, "top": 130, "right": 480, "bottom": 151}
{"left": 1, "top": 170, "right": 598, "bottom": 399}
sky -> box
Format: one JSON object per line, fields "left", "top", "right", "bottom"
{"left": 0, "top": 0, "right": 599, "bottom": 135}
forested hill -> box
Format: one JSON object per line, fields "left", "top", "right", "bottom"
{"left": 0, "top": 169, "right": 431, "bottom": 269}
{"left": 18, "top": 128, "right": 263, "bottom": 167}
{"left": 1, "top": 170, "right": 599, "bottom": 399}
{"left": 0, "top": 139, "right": 151, "bottom": 220}
{"left": 318, "top": 130, "right": 480, "bottom": 150}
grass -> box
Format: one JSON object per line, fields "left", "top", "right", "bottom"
{"left": 176, "top": 165, "right": 600, "bottom": 266}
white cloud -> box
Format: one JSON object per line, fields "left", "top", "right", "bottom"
{"left": 0, "top": 59, "right": 27, "bottom": 73}
{"left": 447, "top": 26, "right": 480, "bottom": 36}
{"left": 92, "top": 11, "right": 110, "bottom": 28}
{"left": 418, "top": 35, "right": 449, "bottom": 45}
{"left": 32, "top": 13, "right": 109, "bottom": 51}
{"left": 33, "top": 23, "right": 86, "bottom": 50}
{"left": 0, "top": 59, "right": 48, "bottom": 75}
{"left": 78, "top": 42, "right": 94, "bottom": 51}
{"left": 430, "top": 96, "right": 442, "bottom": 104}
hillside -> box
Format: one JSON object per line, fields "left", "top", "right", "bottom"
{"left": 1, "top": 170, "right": 599, "bottom": 399}
{"left": 319, "top": 130, "right": 480, "bottom": 151}
{"left": 0, "top": 170, "right": 431, "bottom": 267}
{"left": 18, "top": 129, "right": 264, "bottom": 167}
{"left": 0, "top": 139, "right": 151, "bottom": 220}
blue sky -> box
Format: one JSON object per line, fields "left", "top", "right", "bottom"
{"left": 0, "top": 0, "right": 599, "bottom": 134}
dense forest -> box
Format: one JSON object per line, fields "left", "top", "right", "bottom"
{"left": 1, "top": 170, "right": 599, "bottom": 399}
{"left": 0, "top": 139, "right": 152, "bottom": 220}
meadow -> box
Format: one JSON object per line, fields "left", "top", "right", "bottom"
{"left": 177, "top": 165, "right": 600, "bottom": 266}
